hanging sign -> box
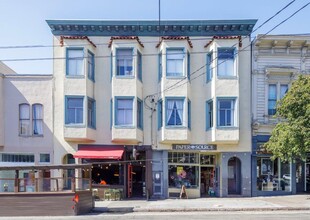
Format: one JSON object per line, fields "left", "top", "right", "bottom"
{"left": 172, "top": 144, "right": 217, "bottom": 151}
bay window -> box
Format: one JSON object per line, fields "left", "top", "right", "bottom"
{"left": 66, "top": 48, "right": 84, "bottom": 76}
{"left": 166, "top": 49, "right": 184, "bottom": 77}
{"left": 116, "top": 49, "right": 133, "bottom": 76}
{"left": 166, "top": 98, "right": 184, "bottom": 126}
{"left": 217, "top": 98, "right": 236, "bottom": 127}
{"left": 115, "top": 98, "right": 133, "bottom": 126}
{"left": 217, "top": 48, "right": 235, "bottom": 77}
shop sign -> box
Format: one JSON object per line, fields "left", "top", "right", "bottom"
{"left": 172, "top": 144, "right": 217, "bottom": 151}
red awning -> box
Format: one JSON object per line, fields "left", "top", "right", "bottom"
{"left": 73, "top": 147, "right": 124, "bottom": 159}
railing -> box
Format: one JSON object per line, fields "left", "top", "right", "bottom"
{"left": 0, "top": 177, "right": 91, "bottom": 193}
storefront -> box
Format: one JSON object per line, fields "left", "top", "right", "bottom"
{"left": 167, "top": 144, "right": 218, "bottom": 198}
{"left": 74, "top": 145, "right": 152, "bottom": 199}
{"left": 252, "top": 135, "right": 310, "bottom": 196}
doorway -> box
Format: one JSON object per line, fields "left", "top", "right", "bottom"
{"left": 228, "top": 157, "right": 241, "bottom": 195}
{"left": 200, "top": 167, "right": 215, "bottom": 197}
{"left": 306, "top": 162, "right": 310, "bottom": 192}
{"left": 127, "top": 164, "right": 145, "bottom": 198}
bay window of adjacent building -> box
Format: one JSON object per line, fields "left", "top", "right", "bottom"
{"left": 268, "top": 84, "right": 288, "bottom": 115}
{"left": 87, "top": 50, "right": 95, "bottom": 81}
{"left": 65, "top": 96, "right": 84, "bottom": 125}
{"left": 19, "top": 104, "right": 30, "bottom": 136}
{"left": 166, "top": 49, "right": 184, "bottom": 77}
{"left": 87, "top": 98, "right": 96, "bottom": 129}
{"left": 217, "top": 48, "right": 235, "bottom": 77}
{"left": 217, "top": 98, "right": 236, "bottom": 127}
{"left": 137, "top": 98, "right": 143, "bottom": 129}
{"left": 115, "top": 97, "right": 133, "bottom": 126}
{"left": 66, "top": 48, "right": 84, "bottom": 76}
{"left": 166, "top": 98, "right": 184, "bottom": 126}
{"left": 116, "top": 48, "right": 133, "bottom": 76}
{"left": 32, "top": 104, "right": 43, "bottom": 135}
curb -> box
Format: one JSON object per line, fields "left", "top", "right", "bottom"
{"left": 134, "top": 207, "right": 310, "bottom": 212}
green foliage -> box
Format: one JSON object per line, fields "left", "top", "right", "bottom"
{"left": 265, "top": 75, "right": 310, "bottom": 161}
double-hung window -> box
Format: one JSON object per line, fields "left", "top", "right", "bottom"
{"left": 206, "top": 100, "right": 213, "bottom": 129}
{"left": 65, "top": 97, "right": 84, "bottom": 125}
{"left": 206, "top": 52, "right": 213, "bottom": 82}
{"left": 268, "top": 84, "right": 288, "bottom": 115}
{"left": 166, "top": 98, "right": 184, "bottom": 126}
{"left": 39, "top": 153, "right": 50, "bottom": 163}
{"left": 217, "top": 48, "right": 235, "bottom": 77}
{"left": 116, "top": 49, "right": 133, "bottom": 76}
{"left": 137, "top": 99, "right": 143, "bottom": 129}
{"left": 19, "top": 104, "right": 30, "bottom": 135}
{"left": 166, "top": 49, "right": 184, "bottom": 77}
{"left": 87, "top": 98, "right": 96, "bottom": 129}
{"left": 32, "top": 104, "right": 43, "bottom": 135}
{"left": 115, "top": 98, "right": 133, "bottom": 126}
{"left": 67, "top": 48, "right": 84, "bottom": 76}
{"left": 87, "top": 51, "right": 95, "bottom": 81}
{"left": 217, "top": 99, "right": 236, "bottom": 127}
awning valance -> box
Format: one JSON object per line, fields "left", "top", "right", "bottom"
{"left": 73, "top": 147, "right": 124, "bottom": 159}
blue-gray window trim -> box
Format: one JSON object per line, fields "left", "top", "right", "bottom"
{"left": 87, "top": 50, "right": 95, "bottom": 82}
{"left": 206, "top": 51, "right": 213, "bottom": 82}
{"left": 188, "top": 99, "right": 191, "bottom": 130}
{"left": 187, "top": 51, "right": 191, "bottom": 80}
{"left": 217, "top": 47, "right": 236, "bottom": 78}
{"left": 114, "top": 96, "right": 135, "bottom": 127}
{"left": 87, "top": 97, "right": 96, "bottom": 129}
{"left": 206, "top": 99, "right": 214, "bottom": 130}
{"left": 66, "top": 47, "right": 84, "bottom": 77}
{"left": 137, "top": 98, "right": 143, "bottom": 130}
{"left": 65, "top": 95, "right": 85, "bottom": 126}
{"left": 110, "top": 99, "right": 113, "bottom": 129}
{"left": 166, "top": 48, "right": 185, "bottom": 78}
{"left": 158, "top": 52, "right": 162, "bottom": 82}
{"left": 157, "top": 99, "right": 163, "bottom": 130}
{"left": 137, "top": 50, "right": 142, "bottom": 82}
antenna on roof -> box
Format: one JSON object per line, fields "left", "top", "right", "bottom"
{"left": 158, "top": 0, "right": 161, "bottom": 42}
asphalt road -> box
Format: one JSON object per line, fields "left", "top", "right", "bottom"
{"left": 0, "top": 211, "right": 309, "bottom": 220}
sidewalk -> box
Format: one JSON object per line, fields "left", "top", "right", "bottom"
{"left": 94, "top": 195, "right": 310, "bottom": 213}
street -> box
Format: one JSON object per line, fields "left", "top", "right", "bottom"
{"left": 0, "top": 211, "right": 309, "bottom": 220}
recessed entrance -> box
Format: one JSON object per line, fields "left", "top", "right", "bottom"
{"left": 200, "top": 167, "right": 215, "bottom": 197}
{"left": 228, "top": 157, "right": 241, "bottom": 195}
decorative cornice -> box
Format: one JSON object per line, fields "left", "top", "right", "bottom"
{"left": 60, "top": 36, "right": 96, "bottom": 48}
{"left": 204, "top": 36, "right": 242, "bottom": 48}
{"left": 108, "top": 36, "right": 144, "bottom": 48}
{"left": 46, "top": 20, "right": 257, "bottom": 37}
{"left": 156, "top": 36, "right": 193, "bottom": 48}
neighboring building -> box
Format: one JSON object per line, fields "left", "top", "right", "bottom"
{"left": 251, "top": 34, "right": 310, "bottom": 196}
{"left": 47, "top": 19, "right": 256, "bottom": 198}
{"left": 0, "top": 69, "right": 53, "bottom": 192}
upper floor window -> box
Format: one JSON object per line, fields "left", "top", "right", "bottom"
{"left": 19, "top": 104, "right": 30, "bottom": 136}
{"left": 65, "top": 97, "right": 84, "bottom": 125}
{"left": 158, "top": 52, "right": 162, "bottom": 81}
{"left": 32, "top": 104, "right": 43, "bottom": 135}
{"left": 1, "top": 153, "right": 34, "bottom": 163}
{"left": 217, "top": 98, "right": 236, "bottom": 127}
{"left": 166, "top": 98, "right": 184, "bottom": 126}
{"left": 39, "top": 153, "right": 50, "bottom": 163}
{"left": 67, "top": 48, "right": 84, "bottom": 76}
{"left": 188, "top": 100, "right": 191, "bottom": 129}
{"left": 137, "top": 51, "right": 142, "bottom": 81}
{"left": 268, "top": 84, "right": 288, "bottom": 115}
{"left": 137, "top": 99, "right": 143, "bottom": 129}
{"left": 87, "top": 98, "right": 96, "bottom": 129}
{"left": 115, "top": 98, "right": 133, "bottom": 126}
{"left": 206, "top": 52, "right": 213, "bottom": 82}
{"left": 166, "top": 49, "right": 184, "bottom": 77}
{"left": 206, "top": 100, "right": 213, "bottom": 129}
{"left": 87, "top": 51, "right": 95, "bottom": 81}
{"left": 217, "top": 48, "right": 235, "bottom": 77}
{"left": 116, "top": 49, "right": 133, "bottom": 76}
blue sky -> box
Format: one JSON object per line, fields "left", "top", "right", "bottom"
{"left": 0, "top": 0, "right": 309, "bottom": 74}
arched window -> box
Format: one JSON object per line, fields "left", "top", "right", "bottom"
{"left": 32, "top": 104, "right": 43, "bottom": 135}
{"left": 19, "top": 103, "right": 30, "bottom": 135}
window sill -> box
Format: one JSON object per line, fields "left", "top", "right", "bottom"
{"left": 216, "top": 126, "right": 239, "bottom": 130}
{"left": 33, "top": 134, "right": 44, "bottom": 137}
{"left": 66, "top": 75, "right": 85, "bottom": 79}
{"left": 114, "top": 125, "right": 135, "bottom": 129}
{"left": 166, "top": 76, "right": 186, "bottom": 79}
{"left": 65, "top": 124, "right": 86, "bottom": 128}
{"left": 206, "top": 127, "right": 214, "bottom": 131}
{"left": 87, "top": 77, "right": 95, "bottom": 82}
{"left": 217, "top": 76, "right": 237, "bottom": 80}
{"left": 115, "top": 75, "right": 135, "bottom": 79}
{"left": 165, "top": 125, "right": 187, "bottom": 129}
{"left": 87, "top": 125, "right": 96, "bottom": 130}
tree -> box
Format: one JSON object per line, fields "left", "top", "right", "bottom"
{"left": 265, "top": 75, "right": 310, "bottom": 161}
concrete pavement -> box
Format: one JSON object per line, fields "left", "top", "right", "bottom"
{"left": 93, "top": 195, "right": 310, "bottom": 213}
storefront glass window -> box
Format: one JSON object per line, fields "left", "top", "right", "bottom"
{"left": 200, "top": 155, "right": 216, "bottom": 165}
{"left": 168, "top": 165, "right": 198, "bottom": 188}
{"left": 257, "top": 157, "right": 291, "bottom": 192}
{"left": 168, "top": 152, "right": 198, "bottom": 164}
